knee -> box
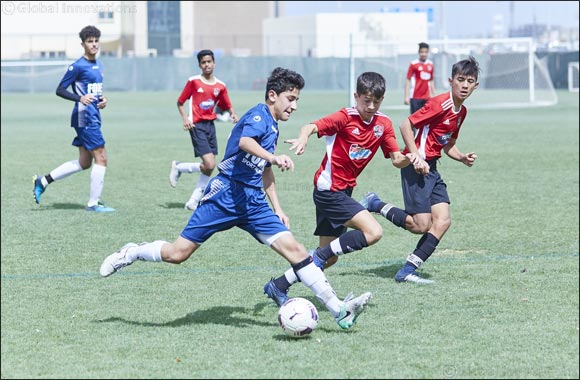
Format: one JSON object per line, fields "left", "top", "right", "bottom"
{"left": 364, "top": 222, "right": 383, "bottom": 246}
{"left": 163, "top": 247, "right": 190, "bottom": 264}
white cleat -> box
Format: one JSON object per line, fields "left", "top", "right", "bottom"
{"left": 100, "top": 243, "right": 138, "bottom": 277}
{"left": 169, "top": 161, "right": 181, "bottom": 188}
{"left": 399, "top": 273, "right": 434, "bottom": 284}
{"left": 336, "top": 292, "right": 373, "bottom": 329}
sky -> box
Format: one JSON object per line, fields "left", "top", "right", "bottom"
{"left": 283, "top": 1, "right": 579, "bottom": 39}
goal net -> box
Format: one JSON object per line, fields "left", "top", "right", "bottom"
{"left": 1, "top": 60, "right": 71, "bottom": 93}
{"left": 568, "top": 62, "right": 579, "bottom": 92}
{"left": 348, "top": 37, "right": 558, "bottom": 109}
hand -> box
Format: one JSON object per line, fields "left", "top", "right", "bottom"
{"left": 230, "top": 113, "right": 239, "bottom": 123}
{"left": 404, "top": 98, "right": 410, "bottom": 105}
{"left": 182, "top": 119, "right": 194, "bottom": 131}
{"left": 97, "top": 96, "right": 107, "bottom": 109}
{"left": 272, "top": 154, "right": 294, "bottom": 172}
{"left": 275, "top": 209, "right": 290, "bottom": 229}
{"left": 80, "top": 94, "right": 96, "bottom": 105}
{"left": 462, "top": 152, "right": 478, "bottom": 167}
{"left": 284, "top": 138, "right": 307, "bottom": 155}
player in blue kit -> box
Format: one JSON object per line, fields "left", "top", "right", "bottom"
{"left": 99, "top": 67, "right": 373, "bottom": 330}
{"left": 32, "top": 25, "right": 114, "bottom": 212}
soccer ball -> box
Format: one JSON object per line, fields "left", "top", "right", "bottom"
{"left": 277, "top": 297, "right": 319, "bottom": 338}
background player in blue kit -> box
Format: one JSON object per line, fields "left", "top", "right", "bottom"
{"left": 99, "top": 67, "right": 373, "bottom": 330}
{"left": 33, "top": 25, "right": 114, "bottom": 212}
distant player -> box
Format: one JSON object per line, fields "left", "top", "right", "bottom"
{"left": 170, "top": 49, "right": 238, "bottom": 211}
{"left": 32, "top": 25, "right": 114, "bottom": 212}
{"left": 404, "top": 42, "right": 435, "bottom": 114}
{"left": 361, "top": 56, "right": 481, "bottom": 284}
{"left": 263, "top": 72, "right": 427, "bottom": 307}
{"left": 100, "top": 67, "right": 373, "bottom": 330}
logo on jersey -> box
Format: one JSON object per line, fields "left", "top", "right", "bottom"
{"left": 68, "top": 65, "right": 74, "bottom": 71}
{"left": 253, "top": 115, "right": 261, "bottom": 122}
{"left": 87, "top": 82, "right": 103, "bottom": 95}
{"left": 443, "top": 119, "right": 450, "bottom": 125}
{"left": 200, "top": 99, "right": 215, "bottom": 110}
{"left": 349, "top": 144, "right": 371, "bottom": 160}
{"left": 352, "top": 127, "right": 360, "bottom": 135}
{"left": 197, "top": 88, "right": 204, "bottom": 93}
{"left": 241, "top": 152, "right": 267, "bottom": 174}
{"left": 213, "top": 88, "right": 220, "bottom": 97}
{"left": 373, "top": 125, "right": 384, "bottom": 138}
{"left": 436, "top": 132, "right": 453, "bottom": 146}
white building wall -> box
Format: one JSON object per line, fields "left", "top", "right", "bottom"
{"left": 263, "top": 12, "right": 428, "bottom": 57}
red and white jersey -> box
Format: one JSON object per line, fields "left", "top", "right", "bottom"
{"left": 404, "top": 92, "right": 468, "bottom": 161}
{"left": 313, "top": 108, "right": 401, "bottom": 192}
{"left": 177, "top": 75, "right": 233, "bottom": 123}
{"left": 407, "top": 59, "right": 434, "bottom": 99}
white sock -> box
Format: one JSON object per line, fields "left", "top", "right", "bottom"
{"left": 283, "top": 267, "right": 299, "bottom": 285}
{"left": 126, "top": 240, "right": 165, "bottom": 262}
{"left": 176, "top": 162, "right": 201, "bottom": 173}
{"left": 88, "top": 164, "right": 106, "bottom": 207}
{"left": 295, "top": 263, "right": 342, "bottom": 317}
{"left": 196, "top": 173, "right": 210, "bottom": 189}
{"left": 48, "top": 160, "right": 83, "bottom": 183}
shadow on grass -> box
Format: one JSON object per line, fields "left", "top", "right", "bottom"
{"left": 31, "top": 202, "right": 85, "bottom": 210}
{"left": 159, "top": 202, "right": 187, "bottom": 209}
{"left": 333, "top": 263, "right": 433, "bottom": 281}
{"left": 96, "top": 305, "right": 276, "bottom": 328}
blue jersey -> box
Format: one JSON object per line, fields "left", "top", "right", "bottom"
{"left": 217, "top": 103, "right": 278, "bottom": 188}
{"left": 58, "top": 56, "right": 104, "bottom": 128}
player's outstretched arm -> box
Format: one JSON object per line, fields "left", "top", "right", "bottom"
{"left": 239, "top": 136, "right": 294, "bottom": 172}
{"left": 444, "top": 140, "right": 477, "bottom": 167}
{"left": 284, "top": 123, "right": 318, "bottom": 155}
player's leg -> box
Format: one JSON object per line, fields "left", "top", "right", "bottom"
{"left": 269, "top": 232, "right": 372, "bottom": 329}
{"left": 32, "top": 136, "right": 89, "bottom": 204}
{"left": 396, "top": 172, "right": 450, "bottom": 284}
{"left": 185, "top": 122, "right": 216, "bottom": 210}
{"left": 85, "top": 145, "right": 115, "bottom": 212}
{"left": 101, "top": 176, "right": 234, "bottom": 277}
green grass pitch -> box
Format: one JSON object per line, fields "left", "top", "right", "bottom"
{"left": 1, "top": 90, "right": 578, "bottom": 378}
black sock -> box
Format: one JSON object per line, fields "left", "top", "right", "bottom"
{"left": 406, "top": 233, "right": 440, "bottom": 268}
{"left": 45, "top": 174, "right": 54, "bottom": 184}
{"left": 316, "top": 230, "right": 369, "bottom": 262}
{"left": 382, "top": 205, "right": 408, "bottom": 229}
{"left": 273, "top": 275, "right": 291, "bottom": 292}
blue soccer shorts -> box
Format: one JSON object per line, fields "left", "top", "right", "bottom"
{"left": 181, "top": 174, "right": 291, "bottom": 246}
{"left": 72, "top": 125, "right": 105, "bottom": 151}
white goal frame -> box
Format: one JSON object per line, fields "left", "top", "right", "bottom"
{"left": 348, "top": 37, "right": 558, "bottom": 109}
{"left": 568, "top": 62, "right": 579, "bottom": 92}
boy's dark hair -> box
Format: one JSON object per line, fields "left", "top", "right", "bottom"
{"left": 418, "top": 42, "right": 429, "bottom": 50}
{"left": 356, "top": 72, "right": 386, "bottom": 99}
{"left": 265, "top": 67, "right": 305, "bottom": 101}
{"left": 197, "top": 49, "right": 215, "bottom": 64}
{"left": 452, "top": 56, "right": 481, "bottom": 80}
{"left": 79, "top": 25, "right": 101, "bottom": 42}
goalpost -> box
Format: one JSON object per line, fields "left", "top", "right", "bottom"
{"left": 1, "top": 60, "right": 71, "bottom": 93}
{"left": 348, "top": 37, "right": 558, "bottom": 109}
{"left": 568, "top": 62, "right": 579, "bottom": 92}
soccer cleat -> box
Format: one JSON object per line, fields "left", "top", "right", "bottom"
{"left": 33, "top": 174, "right": 46, "bottom": 204}
{"left": 86, "top": 201, "right": 116, "bottom": 213}
{"left": 99, "top": 243, "right": 139, "bottom": 277}
{"left": 336, "top": 292, "right": 372, "bottom": 329}
{"left": 359, "top": 191, "right": 384, "bottom": 213}
{"left": 395, "top": 268, "right": 434, "bottom": 284}
{"left": 184, "top": 187, "right": 204, "bottom": 211}
{"left": 169, "top": 160, "right": 181, "bottom": 188}
{"left": 263, "top": 278, "right": 289, "bottom": 307}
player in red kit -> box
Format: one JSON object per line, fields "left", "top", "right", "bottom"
{"left": 361, "top": 56, "right": 481, "bottom": 284}
{"left": 404, "top": 42, "right": 435, "bottom": 114}
{"left": 170, "top": 49, "right": 238, "bottom": 211}
{"left": 263, "top": 72, "right": 428, "bottom": 307}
